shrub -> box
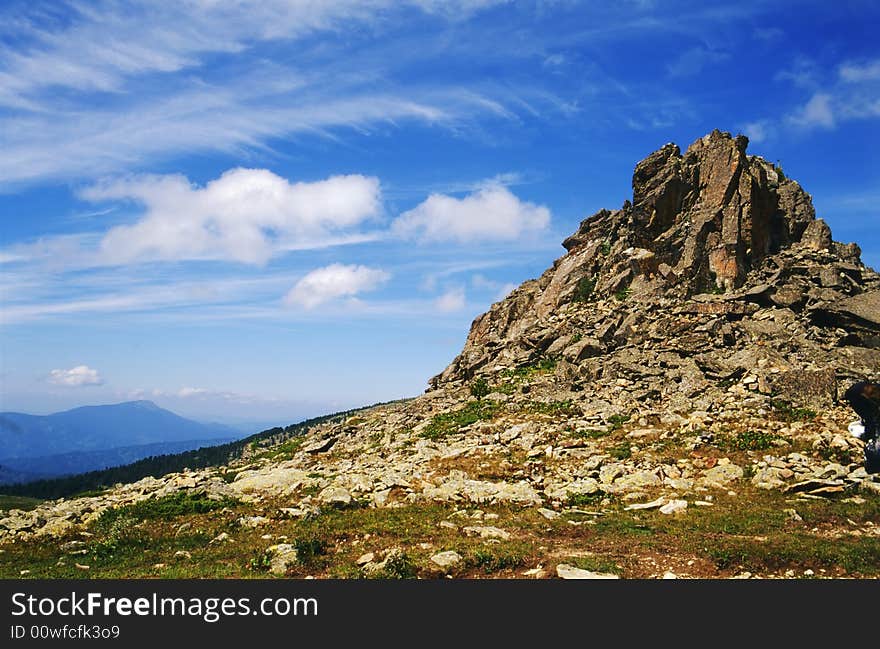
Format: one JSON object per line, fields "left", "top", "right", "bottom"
{"left": 248, "top": 550, "right": 273, "bottom": 572}
{"left": 370, "top": 551, "right": 417, "bottom": 579}
{"left": 293, "top": 537, "right": 328, "bottom": 565}
{"left": 573, "top": 275, "right": 597, "bottom": 302}
{"left": 470, "top": 378, "right": 490, "bottom": 399}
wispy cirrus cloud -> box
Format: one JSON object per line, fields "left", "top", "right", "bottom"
{"left": 0, "top": 0, "right": 509, "bottom": 107}
{"left": 665, "top": 45, "right": 730, "bottom": 78}
{"left": 745, "top": 56, "right": 880, "bottom": 136}
{"left": 0, "top": 0, "right": 520, "bottom": 188}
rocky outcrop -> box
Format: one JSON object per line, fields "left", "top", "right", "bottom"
{"left": 432, "top": 129, "right": 879, "bottom": 391}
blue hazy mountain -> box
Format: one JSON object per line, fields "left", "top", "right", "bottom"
{"left": 0, "top": 401, "right": 240, "bottom": 481}
{"left": 0, "top": 438, "right": 237, "bottom": 485}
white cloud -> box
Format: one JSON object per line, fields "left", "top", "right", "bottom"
{"left": 178, "top": 387, "right": 209, "bottom": 398}
{"left": 666, "top": 46, "right": 730, "bottom": 78}
{"left": 284, "top": 264, "right": 390, "bottom": 309}
{"left": 840, "top": 60, "right": 880, "bottom": 83}
{"left": 495, "top": 282, "right": 517, "bottom": 300}
{"left": 470, "top": 274, "right": 515, "bottom": 300}
{"left": 789, "top": 93, "right": 835, "bottom": 128}
{"left": 85, "top": 169, "right": 381, "bottom": 265}
{"left": 434, "top": 287, "right": 466, "bottom": 312}
{"left": 392, "top": 183, "right": 550, "bottom": 243}
{"left": 48, "top": 365, "right": 104, "bottom": 387}
{"left": 471, "top": 273, "right": 497, "bottom": 290}
{"left": 742, "top": 120, "right": 770, "bottom": 143}
{"left": 147, "top": 386, "right": 280, "bottom": 404}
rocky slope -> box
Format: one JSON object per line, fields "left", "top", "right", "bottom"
{"left": 3, "top": 130, "right": 879, "bottom": 579}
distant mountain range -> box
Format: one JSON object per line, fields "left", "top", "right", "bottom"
{"left": 0, "top": 401, "right": 239, "bottom": 484}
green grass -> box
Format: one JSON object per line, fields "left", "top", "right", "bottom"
{"left": 708, "top": 535, "right": 880, "bottom": 573}
{"left": 523, "top": 399, "right": 582, "bottom": 418}
{"left": 717, "top": 430, "right": 787, "bottom": 452}
{"left": 607, "top": 414, "right": 630, "bottom": 431}
{"left": 500, "top": 358, "right": 557, "bottom": 382}
{"left": 572, "top": 428, "right": 611, "bottom": 440}
{"left": 468, "top": 546, "right": 526, "bottom": 573}
{"left": 566, "top": 491, "right": 605, "bottom": 507}
{"left": 421, "top": 400, "right": 501, "bottom": 440}
{"left": 4, "top": 489, "right": 880, "bottom": 579}
{"left": 563, "top": 555, "right": 620, "bottom": 575}
{"left": 770, "top": 399, "right": 817, "bottom": 422}
{"left": 0, "top": 495, "right": 44, "bottom": 511}
{"left": 266, "top": 436, "right": 306, "bottom": 458}
{"left": 94, "top": 491, "right": 240, "bottom": 530}
{"left": 609, "top": 442, "right": 632, "bottom": 460}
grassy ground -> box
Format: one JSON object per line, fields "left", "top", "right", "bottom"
{"left": 3, "top": 487, "right": 879, "bottom": 579}
{"left": 0, "top": 495, "right": 44, "bottom": 511}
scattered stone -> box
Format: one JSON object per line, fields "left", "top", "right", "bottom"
{"left": 703, "top": 464, "right": 744, "bottom": 485}
{"left": 556, "top": 564, "right": 619, "bottom": 579}
{"left": 430, "top": 550, "right": 463, "bottom": 572}
{"left": 318, "top": 486, "right": 353, "bottom": 507}
{"left": 463, "top": 526, "right": 511, "bottom": 540}
{"left": 624, "top": 496, "right": 666, "bottom": 511}
{"left": 659, "top": 500, "right": 688, "bottom": 515}
{"left": 267, "top": 544, "right": 299, "bottom": 576}
{"left": 238, "top": 516, "right": 270, "bottom": 528}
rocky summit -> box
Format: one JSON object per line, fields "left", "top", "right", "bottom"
{"left": 433, "top": 128, "right": 879, "bottom": 401}
{"left": 3, "top": 130, "right": 879, "bottom": 580}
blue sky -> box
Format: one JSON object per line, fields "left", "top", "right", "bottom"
{"left": 1, "top": 0, "right": 878, "bottom": 426}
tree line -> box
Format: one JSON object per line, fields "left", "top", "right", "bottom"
{"left": 0, "top": 400, "right": 405, "bottom": 501}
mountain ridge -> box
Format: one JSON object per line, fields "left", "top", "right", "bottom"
{"left": 0, "top": 400, "right": 240, "bottom": 480}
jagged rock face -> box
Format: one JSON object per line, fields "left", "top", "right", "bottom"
{"left": 563, "top": 129, "right": 818, "bottom": 294}
{"left": 432, "top": 129, "right": 879, "bottom": 393}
